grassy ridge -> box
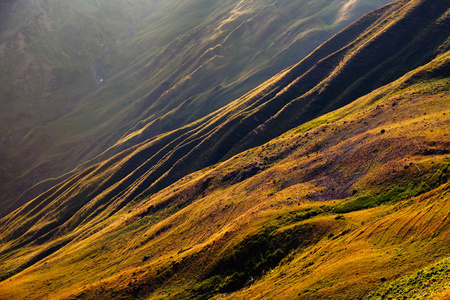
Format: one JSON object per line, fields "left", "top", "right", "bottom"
{"left": 0, "top": 45, "right": 448, "bottom": 299}
{"left": 8, "top": 0, "right": 443, "bottom": 229}
{"left": 1, "top": 0, "right": 448, "bottom": 255}
{"left": 0, "top": 0, "right": 448, "bottom": 299}
{"left": 0, "top": 0, "right": 394, "bottom": 216}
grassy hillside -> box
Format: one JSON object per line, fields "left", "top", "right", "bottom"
{"left": 0, "top": 0, "right": 160, "bottom": 213}
{"left": 0, "top": 0, "right": 448, "bottom": 297}
{"left": 0, "top": 46, "right": 448, "bottom": 300}
{"left": 0, "top": 0, "right": 394, "bottom": 216}
{"left": 9, "top": 0, "right": 443, "bottom": 225}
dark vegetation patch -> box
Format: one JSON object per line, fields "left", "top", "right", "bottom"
{"left": 283, "top": 206, "right": 328, "bottom": 224}
{"left": 189, "top": 221, "right": 327, "bottom": 299}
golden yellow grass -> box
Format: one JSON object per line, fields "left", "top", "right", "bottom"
{"left": 0, "top": 54, "right": 449, "bottom": 299}
{"left": 432, "top": 289, "right": 450, "bottom": 300}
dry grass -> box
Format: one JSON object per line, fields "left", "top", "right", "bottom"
{"left": 432, "top": 289, "right": 450, "bottom": 300}
{"left": 0, "top": 48, "right": 448, "bottom": 299}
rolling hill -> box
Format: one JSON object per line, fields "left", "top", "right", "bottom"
{"left": 0, "top": 41, "right": 448, "bottom": 300}
{"left": 0, "top": 0, "right": 449, "bottom": 299}
{"left": 0, "top": 0, "right": 394, "bottom": 217}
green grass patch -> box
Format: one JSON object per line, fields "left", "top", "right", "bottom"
{"left": 333, "top": 195, "right": 378, "bottom": 213}
{"left": 334, "top": 163, "right": 449, "bottom": 214}
{"left": 367, "top": 257, "right": 450, "bottom": 299}
{"left": 291, "top": 114, "right": 336, "bottom": 135}
{"left": 283, "top": 206, "right": 326, "bottom": 224}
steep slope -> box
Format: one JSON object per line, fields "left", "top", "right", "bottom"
{"left": 0, "top": 0, "right": 449, "bottom": 297}
{"left": 10, "top": 0, "right": 444, "bottom": 223}
{"left": 0, "top": 0, "right": 394, "bottom": 216}
{"left": 0, "top": 44, "right": 448, "bottom": 299}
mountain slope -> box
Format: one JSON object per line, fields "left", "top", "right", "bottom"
{"left": 0, "top": 45, "right": 448, "bottom": 300}
{"left": 0, "top": 0, "right": 394, "bottom": 216}
{"left": 0, "top": 0, "right": 449, "bottom": 298}
{"left": 8, "top": 0, "right": 443, "bottom": 224}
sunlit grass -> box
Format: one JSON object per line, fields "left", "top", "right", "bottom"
{"left": 0, "top": 1, "right": 449, "bottom": 299}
